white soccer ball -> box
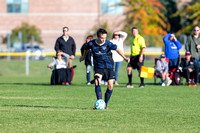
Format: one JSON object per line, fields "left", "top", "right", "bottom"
{"left": 94, "top": 99, "right": 106, "bottom": 110}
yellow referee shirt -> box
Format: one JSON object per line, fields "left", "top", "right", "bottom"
{"left": 131, "top": 34, "right": 146, "bottom": 56}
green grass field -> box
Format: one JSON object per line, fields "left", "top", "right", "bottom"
{"left": 0, "top": 59, "right": 200, "bottom": 132}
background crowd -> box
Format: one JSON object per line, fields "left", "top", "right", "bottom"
{"left": 48, "top": 25, "right": 200, "bottom": 88}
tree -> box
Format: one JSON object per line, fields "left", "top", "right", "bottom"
{"left": 88, "top": 22, "right": 113, "bottom": 40}
{"left": 160, "top": 0, "right": 182, "bottom": 33}
{"left": 123, "top": 0, "right": 169, "bottom": 36}
{"left": 122, "top": 0, "right": 170, "bottom": 47}
{"left": 10, "top": 22, "right": 43, "bottom": 45}
{"left": 172, "top": 0, "right": 200, "bottom": 35}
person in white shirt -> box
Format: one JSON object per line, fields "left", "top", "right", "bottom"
{"left": 48, "top": 50, "right": 71, "bottom": 85}
{"left": 111, "top": 31, "right": 128, "bottom": 85}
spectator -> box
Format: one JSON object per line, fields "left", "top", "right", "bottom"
{"left": 163, "top": 33, "right": 182, "bottom": 71}
{"left": 179, "top": 51, "right": 198, "bottom": 87}
{"left": 126, "top": 27, "right": 146, "bottom": 88}
{"left": 81, "top": 35, "right": 94, "bottom": 85}
{"left": 185, "top": 26, "right": 200, "bottom": 71}
{"left": 110, "top": 31, "right": 127, "bottom": 85}
{"left": 48, "top": 50, "right": 71, "bottom": 85}
{"left": 155, "top": 54, "right": 172, "bottom": 86}
{"left": 80, "top": 28, "right": 129, "bottom": 109}
{"left": 54, "top": 26, "right": 76, "bottom": 68}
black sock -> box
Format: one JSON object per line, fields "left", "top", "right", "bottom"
{"left": 128, "top": 73, "right": 132, "bottom": 83}
{"left": 140, "top": 78, "right": 144, "bottom": 85}
{"left": 95, "top": 86, "right": 102, "bottom": 99}
{"left": 105, "top": 88, "right": 113, "bottom": 106}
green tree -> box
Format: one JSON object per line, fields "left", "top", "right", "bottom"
{"left": 160, "top": 0, "right": 182, "bottom": 33}
{"left": 89, "top": 22, "right": 113, "bottom": 40}
{"left": 123, "top": 0, "right": 169, "bottom": 36}
{"left": 122, "top": 0, "right": 170, "bottom": 47}
{"left": 10, "top": 22, "right": 43, "bottom": 45}
{"left": 173, "top": 0, "right": 200, "bottom": 35}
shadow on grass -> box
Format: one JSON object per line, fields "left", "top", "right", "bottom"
{"left": 0, "top": 83, "right": 51, "bottom": 86}
{"left": 2, "top": 104, "right": 88, "bottom": 110}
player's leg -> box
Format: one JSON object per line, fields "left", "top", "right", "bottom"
{"left": 67, "top": 59, "right": 72, "bottom": 68}
{"left": 114, "top": 61, "right": 122, "bottom": 85}
{"left": 126, "top": 63, "right": 133, "bottom": 88}
{"left": 105, "top": 79, "right": 114, "bottom": 108}
{"left": 104, "top": 69, "right": 115, "bottom": 108}
{"left": 94, "top": 73, "right": 103, "bottom": 99}
{"left": 137, "top": 55, "right": 145, "bottom": 88}
{"left": 86, "top": 65, "right": 91, "bottom": 85}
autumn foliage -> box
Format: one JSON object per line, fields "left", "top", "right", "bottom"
{"left": 123, "top": 0, "right": 170, "bottom": 36}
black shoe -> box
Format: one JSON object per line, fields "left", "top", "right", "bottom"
{"left": 139, "top": 84, "right": 145, "bottom": 88}
{"left": 90, "top": 79, "right": 95, "bottom": 84}
{"left": 72, "top": 65, "right": 77, "bottom": 69}
{"left": 125, "top": 83, "right": 134, "bottom": 88}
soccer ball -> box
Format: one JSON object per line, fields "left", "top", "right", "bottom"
{"left": 94, "top": 99, "right": 106, "bottom": 110}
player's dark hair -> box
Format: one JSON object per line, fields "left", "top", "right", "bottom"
{"left": 97, "top": 28, "right": 107, "bottom": 38}
{"left": 86, "top": 35, "right": 94, "bottom": 40}
{"left": 131, "top": 27, "right": 138, "bottom": 31}
{"left": 86, "top": 35, "right": 94, "bottom": 42}
{"left": 112, "top": 33, "right": 120, "bottom": 39}
{"left": 56, "top": 50, "right": 63, "bottom": 56}
{"left": 63, "top": 26, "right": 69, "bottom": 32}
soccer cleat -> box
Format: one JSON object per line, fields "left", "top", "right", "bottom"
{"left": 87, "top": 82, "right": 91, "bottom": 85}
{"left": 158, "top": 80, "right": 163, "bottom": 85}
{"left": 93, "top": 107, "right": 97, "bottom": 110}
{"left": 139, "top": 84, "right": 145, "bottom": 88}
{"left": 166, "top": 79, "right": 172, "bottom": 86}
{"left": 105, "top": 106, "right": 107, "bottom": 109}
{"left": 187, "top": 83, "right": 191, "bottom": 87}
{"left": 126, "top": 83, "right": 134, "bottom": 88}
{"left": 161, "top": 82, "right": 166, "bottom": 86}
{"left": 192, "top": 83, "right": 196, "bottom": 87}
{"left": 63, "top": 82, "right": 69, "bottom": 85}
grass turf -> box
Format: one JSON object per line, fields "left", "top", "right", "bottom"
{"left": 0, "top": 59, "right": 200, "bottom": 132}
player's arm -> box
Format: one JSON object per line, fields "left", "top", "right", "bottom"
{"left": 116, "top": 48, "right": 129, "bottom": 62}
{"left": 79, "top": 49, "right": 89, "bottom": 62}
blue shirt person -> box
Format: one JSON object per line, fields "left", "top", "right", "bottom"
{"left": 163, "top": 33, "right": 182, "bottom": 70}
{"left": 80, "top": 28, "right": 129, "bottom": 109}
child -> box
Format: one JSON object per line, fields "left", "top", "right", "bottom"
{"left": 80, "top": 35, "right": 94, "bottom": 85}
{"left": 155, "top": 54, "right": 172, "bottom": 86}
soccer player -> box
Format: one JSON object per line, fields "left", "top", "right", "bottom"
{"left": 80, "top": 28, "right": 129, "bottom": 109}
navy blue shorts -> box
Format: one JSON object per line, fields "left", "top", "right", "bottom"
{"left": 94, "top": 68, "right": 115, "bottom": 81}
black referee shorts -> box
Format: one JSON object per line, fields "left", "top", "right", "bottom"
{"left": 127, "top": 55, "right": 144, "bottom": 70}
{"left": 94, "top": 68, "right": 115, "bottom": 81}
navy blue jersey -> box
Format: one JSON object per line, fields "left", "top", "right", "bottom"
{"left": 85, "top": 39, "right": 117, "bottom": 69}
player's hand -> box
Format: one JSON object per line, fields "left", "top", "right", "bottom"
{"left": 47, "top": 64, "right": 51, "bottom": 69}
{"left": 79, "top": 56, "right": 84, "bottom": 62}
{"left": 70, "top": 55, "right": 75, "bottom": 60}
{"left": 188, "top": 68, "right": 193, "bottom": 72}
{"left": 197, "top": 45, "right": 200, "bottom": 49}
{"left": 125, "top": 57, "right": 130, "bottom": 63}
{"left": 171, "top": 33, "right": 177, "bottom": 41}
{"left": 139, "top": 55, "right": 143, "bottom": 63}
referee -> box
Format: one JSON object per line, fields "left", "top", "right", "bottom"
{"left": 126, "top": 27, "right": 146, "bottom": 88}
